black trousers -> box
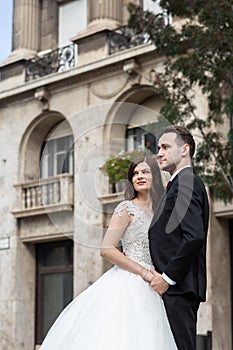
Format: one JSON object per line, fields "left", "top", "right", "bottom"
{"left": 163, "top": 293, "right": 200, "bottom": 350}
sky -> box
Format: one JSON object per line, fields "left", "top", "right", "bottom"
{"left": 0, "top": 0, "right": 13, "bottom": 62}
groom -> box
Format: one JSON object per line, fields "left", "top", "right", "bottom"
{"left": 148, "top": 125, "right": 209, "bottom": 350}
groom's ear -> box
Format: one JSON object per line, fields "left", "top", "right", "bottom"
{"left": 182, "top": 143, "right": 190, "bottom": 157}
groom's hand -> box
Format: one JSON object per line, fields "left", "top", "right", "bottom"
{"left": 150, "top": 269, "right": 169, "bottom": 295}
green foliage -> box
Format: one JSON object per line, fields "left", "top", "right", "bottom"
{"left": 102, "top": 150, "right": 145, "bottom": 184}
{"left": 128, "top": 0, "right": 233, "bottom": 202}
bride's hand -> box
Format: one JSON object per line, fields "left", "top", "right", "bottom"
{"left": 140, "top": 269, "right": 154, "bottom": 283}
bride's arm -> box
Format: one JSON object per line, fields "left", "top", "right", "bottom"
{"left": 100, "top": 207, "right": 153, "bottom": 283}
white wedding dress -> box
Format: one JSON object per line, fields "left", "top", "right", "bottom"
{"left": 40, "top": 200, "right": 177, "bottom": 350}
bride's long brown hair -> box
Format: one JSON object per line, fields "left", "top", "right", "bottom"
{"left": 124, "top": 155, "right": 164, "bottom": 211}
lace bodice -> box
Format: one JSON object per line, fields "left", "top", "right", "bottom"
{"left": 114, "top": 200, "right": 153, "bottom": 268}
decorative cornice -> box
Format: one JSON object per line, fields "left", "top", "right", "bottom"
{"left": 0, "top": 44, "right": 156, "bottom": 103}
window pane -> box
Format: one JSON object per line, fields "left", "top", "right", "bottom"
{"left": 40, "top": 141, "right": 54, "bottom": 178}
{"left": 41, "top": 272, "right": 73, "bottom": 339}
{"left": 56, "top": 153, "right": 66, "bottom": 174}
{"left": 56, "top": 137, "right": 66, "bottom": 152}
{"left": 40, "top": 153, "right": 49, "bottom": 178}
{"left": 59, "top": 0, "right": 87, "bottom": 47}
{"left": 126, "top": 125, "right": 157, "bottom": 154}
{"left": 40, "top": 135, "right": 74, "bottom": 178}
{"left": 144, "top": 132, "right": 157, "bottom": 154}
{"left": 68, "top": 148, "right": 74, "bottom": 175}
{"left": 126, "top": 128, "right": 142, "bottom": 151}
{"left": 36, "top": 241, "right": 73, "bottom": 344}
{"left": 39, "top": 245, "right": 68, "bottom": 267}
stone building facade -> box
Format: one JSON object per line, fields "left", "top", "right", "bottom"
{"left": 0, "top": 1, "right": 232, "bottom": 349}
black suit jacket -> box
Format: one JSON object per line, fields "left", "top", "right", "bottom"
{"left": 148, "top": 167, "right": 209, "bottom": 301}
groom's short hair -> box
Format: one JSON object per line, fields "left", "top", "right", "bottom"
{"left": 163, "top": 125, "right": 196, "bottom": 158}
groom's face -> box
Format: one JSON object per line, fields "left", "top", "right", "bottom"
{"left": 157, "top": 132, "right": 184, "bottom": 175}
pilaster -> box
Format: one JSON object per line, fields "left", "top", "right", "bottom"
{"left": 88, "top": 0, "right": 122, "bottom": 23}
{"left": 12, "top": 0, "right": 40, "bottom": 55}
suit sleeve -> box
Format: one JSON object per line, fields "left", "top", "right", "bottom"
{"left": 163, "top": 178, "right": 206, "bottom": 283}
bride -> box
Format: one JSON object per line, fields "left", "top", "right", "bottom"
{"left": 39, "top": 155, "right": 178, "bottom": 350}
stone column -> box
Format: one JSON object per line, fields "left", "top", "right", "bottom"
{"left": 88, "top": 0, "right": 122, "bottom": 23}
{"left": 12, "top": 0, "right": 40, "bottom": 56}
{"left": 73, "top": 0, "right": 124, "bottom": 66}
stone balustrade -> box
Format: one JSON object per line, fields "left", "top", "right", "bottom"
{"left": 13, "top": 174, "right": 74, "bottom": 217}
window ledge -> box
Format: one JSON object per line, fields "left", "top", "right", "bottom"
{"left": 12, "top": 203, "right": 73, "bottom": 218}
{"left": 213, "top": 199, "right": 233, "bottom": 218}
{"left": 98, "top": 192, "right": 125, "bottom": 205}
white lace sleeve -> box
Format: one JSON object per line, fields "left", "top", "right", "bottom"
{"left": 114, "top": 201, "right": 136, "bottom": 217}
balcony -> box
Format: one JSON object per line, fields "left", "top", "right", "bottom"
{"left": 13, "top": 174, "right": 74, "bottom": 218}
{"left": 24, "top": 27, "right": 150, "bottom": 82}
{"left": 108, "top": 26, "right": 150, "bottom": 55}
{"left": 25, "top": 44, "right": 76, "bottom": 81}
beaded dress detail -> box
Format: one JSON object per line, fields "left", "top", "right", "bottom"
{"left": 40, "top": 201, "right": 178, "bottom": 350}
{"left": 115, "top": 200, "right": 153, "bottom": 268}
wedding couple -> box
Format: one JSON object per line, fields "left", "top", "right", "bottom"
{"left": 40, "top": 125, "right": 209, "bottom": 350}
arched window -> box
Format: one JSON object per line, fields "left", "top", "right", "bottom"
{"left": 40, "top": 121, "right": 74, "bottom": 179}
{"left": 125, "top": 96, "right": 164, "bottom": 154}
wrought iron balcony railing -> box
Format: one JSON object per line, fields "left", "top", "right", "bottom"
{"left": 25, "top": 44, "right": 75, "bottom": 81}
{"left": 108, "top": 26, "right": 150, "bottom": 55}
{"left": 13, "top": 174, "right": 74, "bottom": 217}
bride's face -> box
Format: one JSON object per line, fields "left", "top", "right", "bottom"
{"left": 132, "top": 162, "right": 152, "bottom": 193}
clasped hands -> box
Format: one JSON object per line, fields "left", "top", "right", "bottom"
{"left": 143, "top": 268, "right": 169, "bottom": 295}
